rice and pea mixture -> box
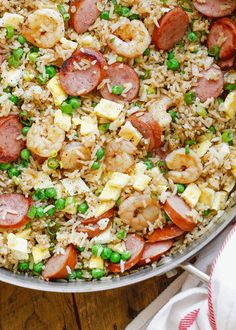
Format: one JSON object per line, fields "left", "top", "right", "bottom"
{"left": 0, "top": 0, "right": 235, "bottom": 281}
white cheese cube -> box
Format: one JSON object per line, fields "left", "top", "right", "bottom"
{"left": 119, "top": 121, "right": 142, "bottom": 146}
{"left": 61, "top": 177, "right": 89, "bottom": 196}
{"left": 80, "top": 116, "right": 98, "bottom": 135}
{"left": 94, "top": 201, "right": 115, "bottom": 217}
{"left": 221, "top": 91, "right": 236, "bottom": 120}
{"left": 54, "top": 110, "right": 71, "bottom": 132}
{"left": 94, "top": 98, "right": 124, "bottom": 121}
{"left": 212, "top": 191, "right": 228, "bottom": 211}
{"left": 47, "top": 75, "right": 68, "bottom": 106}
{"left": 94, "top": 227, "right": 113, "bottom": 244}
{"left": 2, "top": 68, "right": 22, "bottom": 87}
{"left": 99, "top": 184, "right": 121, "bottom": 201}
{"left": 0, "top": 13, "right": 24, "bottom": 30}
{"left": 89, "top": 256, "right": 104, "bottom": 269}
{"left": 7, "top": 233, "right": 28, "bottom": 254}
{"left": 34, "top": 172, "right": 53, "bottom": 190}
{"left": 199, "top": 187, "right": 215, "bottom": 208}
{"left": 15, "top": 229, "right": 31, "bottom": 239}
{"left": 193, "top": 140, "right": 211, "bottom": 158}
{"left": 12, "top": 251, "right": 29, "bottom": 260}
{"left": 108, "top": 242, "right": 126, "bottom": 254}
{"left": 109, "top": 172, "right": 130, "bottom": 188}
{"left": 182, "top": 184, "right": 201, "bottom": 208}
{"left": 133, "top": 174, "right": 151, "bottom": 192}
{"left": 32, "top": 245, "right": 50, "bottom": 264}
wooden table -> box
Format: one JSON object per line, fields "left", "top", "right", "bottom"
{"left": 0, "top": 275, "right": 176, "bottom": 330}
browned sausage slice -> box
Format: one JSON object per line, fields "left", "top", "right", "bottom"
{"left": 69, "top": 0, "right": 101, "bottom": 34}
{"left": 128, "top": 112, "right": 162, "bottom": 151}
{"left": 146, "top": 225, "right": 185, "bottom": 242}
{"left": 99, "top": 63, "right": 140, "bottom": 102}
{"left": 193, "top": 0, "right": 236, "bottom": 18}
{"left": 42, "top": 245, "right": 78, "bottom": 280}
{"left": 107, "top": 234, "right": 145, "bottom": 273}
{"left": 195, "top": 66, "right": 224, "bottom": 102}
{"left": 0, "top": 194, "right": 31, "bottom": 229}
{"left": 79, "top": 209, "right": 114, "bottom": 225}
{"left": 137, "top": 240, "right": 173, "bottom": 266}
{"left": 152, "top": 7, "right": 189, "bottom": 51}
{"left": 59, "top": 48, "right": 106, "bottom": 96}
{"left": 76, "top": 218, "right": 111, "bottom": 238}
{"left": 0, "top": 115, "right": 25, "bottom": 163}
{"left": 207, "top": 18, "right": 236, "bottom": 60}
{"left": 163, "top": 196, "right": 197, "bottom": 232}
{"left": 218, "top": 55, "right": 235, "bottom": 70}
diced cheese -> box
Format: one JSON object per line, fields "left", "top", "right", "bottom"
{"left": 15, "top": 229, "right": 31, "bottom": 239}
{"left": 89, "top": 256, "right": 104, "bottom": 269}
{"left": 133, "top": 174, "right": 151, "bottom": 191}
{"left": 54, "top": 110, "right": 71, "bottom": 132}
{"left": 108, "top": 242, "right": 126, "bottom": 254}
{"left": 221, "top": 91, "right": 236, "bottom": 120}
{"left": 2, "top": 68, "right": 22, "bottom": 87}
{"left": 109, "top": 172, "right": 130, "bottom": 189}
{"left": 94, "top": 227, "right": 113, "bottom": 244}
{"left": 0, "top": 13, "right": 24, "bottom": 30}
{"left": 12, "top": 251, "right": 29, "bottom": 260}
{"left": 182, "top": 184, "right": 201, "bottom": 208}
{"left": 118, "top": 121, "right": 142, "bottom": 146}
{"left": 99, "top": 184, "right": 120, "bottom": 201}
{"left": 94, "top": 98, "right": 124, "bottom": 121}
{"left": 7, "top": 233, "right": 28, "bottom": 254}
{"left": 47, "top": 75, "right": 68, "bottom": 106}
{"left": 94, "top": 201, "right": 115, "bottom": 217}
{"left": 212, "top": 191, "right": 228, "bottom": 211}
{"left": 193, "top": 140, "right": 211, "bottom": 158}
{"left": 61, "top": 177, "right": 89, "bottom": 196}
{"left": 32, "top": 245, "right": 50, "bottom": 264}
{"left": 34, "top": 172, "right": 54, "bottom": 189}
{"left": 80, "top": 116, "right": 98, "bottom": 135}
{"left": 199, "top": 187, "right": 215, "bottom": 208}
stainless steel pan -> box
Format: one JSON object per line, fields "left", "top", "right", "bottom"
{"left": 0, "top": 203, "right": 235, "bottom": 292}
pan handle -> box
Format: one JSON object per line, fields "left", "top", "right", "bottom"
{"left": 180, "top": 262, "right": 210, "bottom": 283}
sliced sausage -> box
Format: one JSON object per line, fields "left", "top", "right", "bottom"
{"left": 163, "top": 196, "right": 197, "bottom": 232}
{"left": 0, "top": 194, "right": 31, "bottom": 229}
{"left": 69, "top": 0, "right": 101, "bottom": 34}
{"left": 152, "top": 7, "right": 189, "bottom": 51}
{"left": 137, "top": 240, "right": 173, "bottom": 266}
{"left": 42, "top": 245, "right": 78, "bottom": 280}
{"left": 193, "top": 0, "right": 236, "bottom": 18}
{"left": 127, "top": 112, "right": 162, "bottom": 151}
{"left": 99, "top": 63, "right": 140, "bottom": 102}
{"left": 207, "top": 18, "right": 236, "bottom": 61}
{"left": 76, "top": 218, "right": 111, "bottom": 238}
{"left": 218, "top": 55, "right": 236, "bottom": 70}
{"left": 59, "top": 48, "right": 106, "bottom": 96}
{"left": 79, "top": 209, "right": 114, "bottom": 225}
{"left": 107, "top": 234, "right": 145, "bottom": 273}
{"left": 195, "top": 66, "right": 224, "bottom": 102}
{"left": 146, "top": 225, "right": 185, "bottom": 242}
{"left": 0, "top": 115, "right": 25, "bottom": 163}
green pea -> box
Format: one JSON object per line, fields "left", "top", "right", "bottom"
{"left": 222, "top": 131, "right": 233, "bottom": 144}
{"left": 12, "top": 48, "right": 24, "bottom": 60}
{"left": 100, "top": 11, "right": 110, "bottom": 20}
{"left": 36, "top": 207, "right": 45, "bottom": 218}
{"left": 167, "top": 58, "right": 180, "bottom": 71}
{"left": 55, "top": 198, "right": 66, "bottom": 210}
{"left": 0, "top": 163, "right": 11, "bottom": 170}
{"left": 20, "top": 148, "right": 31, "bottom": 161}
{"left": 168, "top": 51, "right": 175, "bottom": 60}
{"left": 188, "top": 32, "right": 198, "bottom": 42}
{"left": 98, "top": 123, "right": 110, "bottom": 132}
{"left": 168, "top": 110, "right": 178, "bottom": 122}
{"left": 208, "top": 45, "right": 220, "bottom": 60}
{"left": 143, "top": 159, "right": 154, "bottom": 170}
{"left": 18, "top": 261, "right": 29, "bottom": 272}
{"left": 143, "top": 48, "right": 151, "bottom": 57}
{"left": 91, "top": 161, "right": 100, "bottom": 170}
{"left": 27, "top": 205, "right": 37, "bottom": 219}
{"left": 21, "top": 126, "right": 30, "bottom": 136}
{"left": 8, "top": 55, "right": 20, "bottom": 68}
{"left": 28, "top": 52, "right": 39, "bottom": 62}
{"left": 121, "top": 251, "right": 131, "bottom": 261}
{"left": 184, "top": 92, "right": 196, "bottom": 105}
{"left": 96, "top": 147, "right": 104, "bottom": 160}
{"left": 34, "top": 189, "right": 47, "bottom": 201}
{"left": 203, "top": 209, "right": 210, "bottom": 217}
{"left": 68, "top": 96, "right": 81, "bottom": 109}
{"left": 77, "top": 246, "right": 85, "bottom": 252}
{"left": 18, "top": 35, "right": 26, "bottom": 45}
{"left": 75, "top": 269, "right": 83, "bottom": 279}
{"left": 33, "top": 262, "right": 44, "bottom": 274}
{"left": 37, "top": 73, "right": 48, "bottom": 85}
{"left": 158, "top": 161, "right": 168, "bottom": 174}
{"left": 77, "top": 201, "right": 89, "bottom": 214}
{"left": 176, "top": 183, "right": 186, "bottom": 194}
{"left": 47, "top": 157, "right": 59, "bottom": 170}
{"left": 44, "top": 187, "right": 57, "bottom": 199}
{"left": 92, "top": 244, "right": 103, "bottom": 256}
{"left": 101, "top": 247, "right": 112, "bottom": 260}
{"left": 67, "top": 270, "right": 77, "bottom": 281}
{"left": 110, "top": 252, "right": 121, "bottom": 263}
{"left": 6, "top": 26, "right": 14, "bottom": 39}
{"left": 45, "top": 65, "right": 57, "bottom": 78}
{"left": 129, "top": 13, "right": 140, "bottom": 20}
{"left": 7, "top": 167, "right": 20, "bottom": 178}
{"left": 120, "top": 6, "right": 130, "bottom": 17}
{"left": 91, "top": 268, "right": 105, "bottom": 279}
{"left": 209, "top": 125, "right": 216, "bottom": 134}
{"left": 111, "top": 84, "right": 124, "bottom": 95}
{"left": 60, "top": 101, "right": 73, "bottom": 114}
{"left": 117, "top": 230, "right": 127, "bottom": 240}
{"left": 46, "top": 206, "right": 55, "bottom": 216}
{"left": 9, "top": 94, "right": 19, "bottom": 104}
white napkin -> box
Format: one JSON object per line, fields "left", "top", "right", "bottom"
{"left": 126, "top": 225, "right": 236, "bottom": 330}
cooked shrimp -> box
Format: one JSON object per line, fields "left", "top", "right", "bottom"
{"left": 149, "top": 96, "right": 173, "bottom": 130}
{"left": 119, "top": 193, "right": 163, "bottom": 231}
{"left": 60, "top": 142, "right": 90, "bottom": 170}
{"left": 166, "top": 148, "right": 203, "bottom": 184}
{"left": 107, "top": 19, "right": 151, "bottom": 58}
{"left": 26, "top": 123, "right": 65, "bottom": 158}
{"left": 105, "top": 140, "right": 136, "bottom": 173}
{"left": 21, "top": 9, "right": 65, "bottom": 49}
